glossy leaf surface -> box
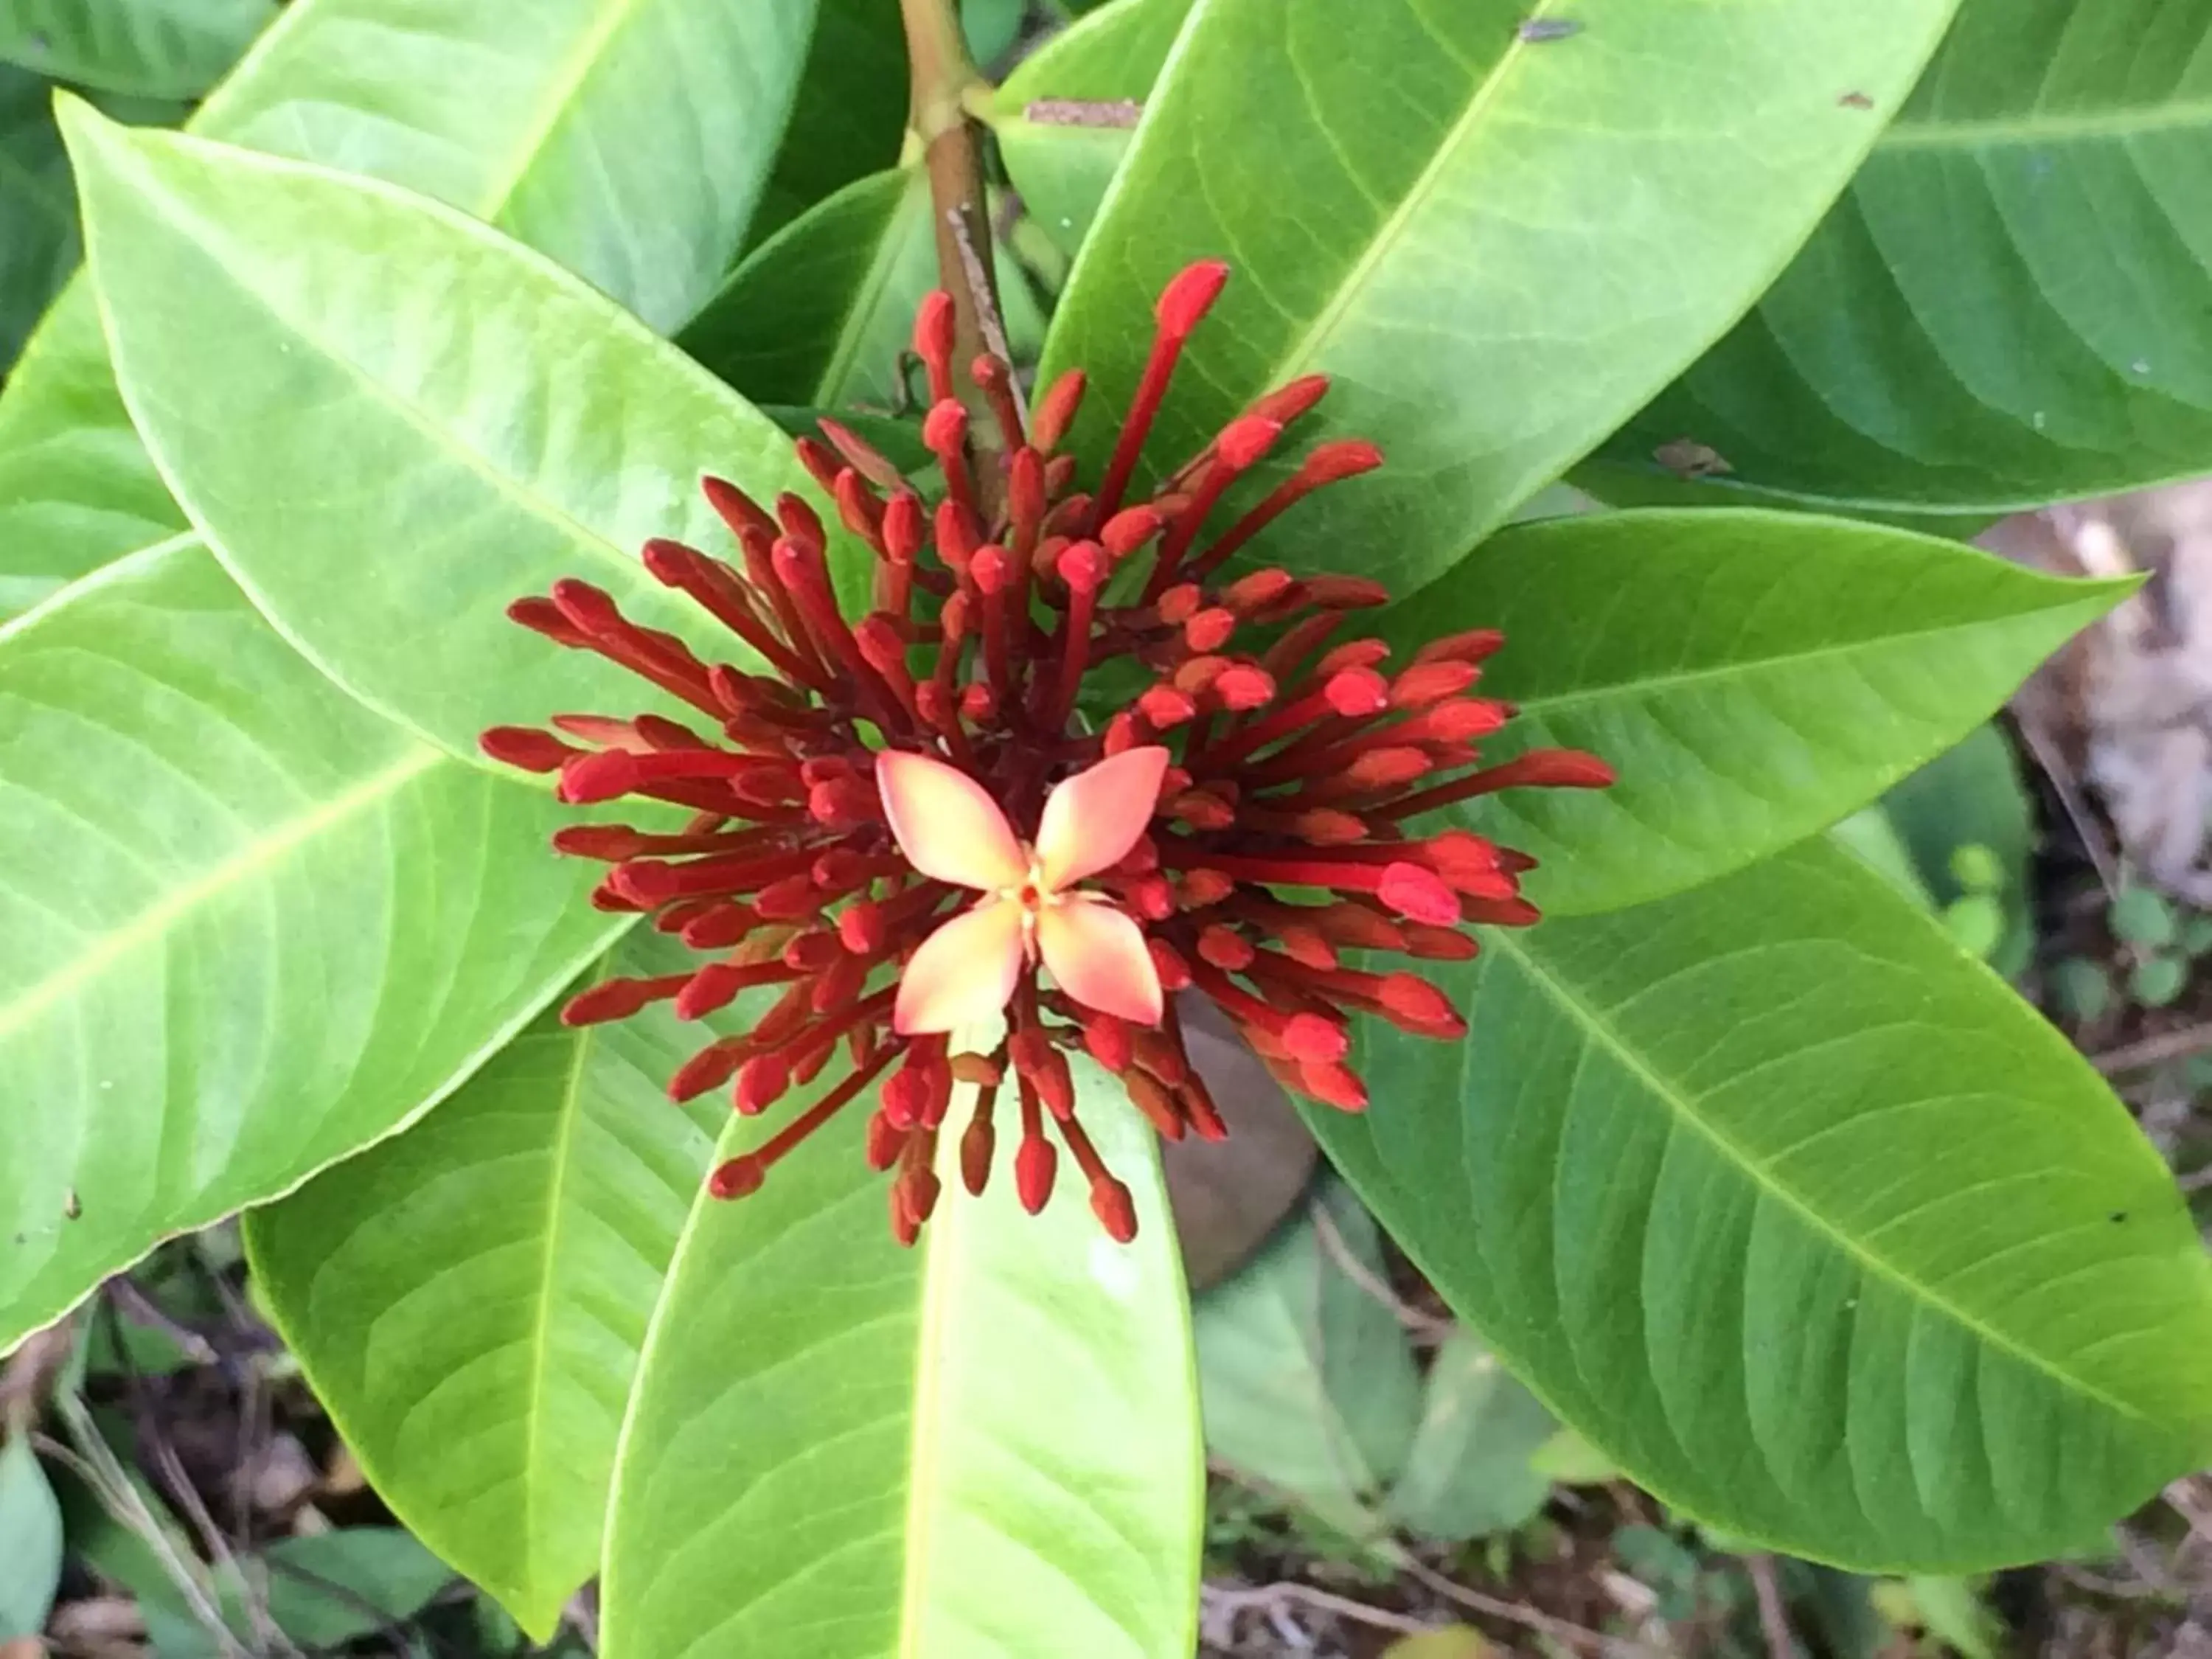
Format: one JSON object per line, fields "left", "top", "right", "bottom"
{"left": 247, "top": 936, "right": 726, "bottom": 1638}
{"left": 744, "top": 0, "right": 906, "bottom": 246}
{"left": 0, "top": 0, "right": 821, "bottom": 620}
{"left": 992, "top": 0, "right": 1193, "bottom": 259}
{"left": 683, "top": 169, "right": 942, "bottom": 410}
{"left": 1384, "top": 1329, "right": 1556, "bottom": 1543}
{"left": 0, "top": 66, "right": 77, "bottom": 372}
{"left": 602, "top": 1060, "right": 1202, "bottom": 1659}
{"left": 684, "top": 165, "right": 1047, "bottom": 412}
{"left": 1312, "top": 840, "right": 2212, "bottom": 1570}
{"left": 0, "top": 0, "right": 272, "bottom": 97}
{"left": 0, "top": 539, "right": 618, "bottom": 1357}
{"left": 1381, "top": 509, "right": 2123, "bottom": 916}
{"left": 1601, "top": 0, "right": 2212, "bottom": 518}
{"left": 1040, "top": 0, "right": 1961, "bottom": 589}
{"left": 66, "top": 111, "right": 829, "bottom": 761}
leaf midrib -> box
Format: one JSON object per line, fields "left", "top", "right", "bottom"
{"left": 1881, "top": 94, "right": 2212, "bottom": 154}
{"left": 1253, "top": 0, "right": 1562, "bottom": 389}
{"left": 470, "top": 0, "right": 659, "bottom": 231}
{"left": 0, "top": 744, "right": 444, "bottom": 1044}
{"left": 1510, "top": 587, "right": 2102, "bottom": 717}
{"left": 519, "top": 973, "right": 609, "bottom": 1615}
{"left": 1486, "top": 925, "right": 2152, "bottom": 1427}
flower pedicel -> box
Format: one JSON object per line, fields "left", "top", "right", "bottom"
{"left": 481, "top": 260, "right": 1612, "bottom": 1245}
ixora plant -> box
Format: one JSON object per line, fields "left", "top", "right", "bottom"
{"left": 5, "top": 0, "right": 2212, "bottom": 1650}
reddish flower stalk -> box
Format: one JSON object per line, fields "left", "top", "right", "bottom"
{"left": 482, "top": 261, "right": 1611, "bottom": 1245}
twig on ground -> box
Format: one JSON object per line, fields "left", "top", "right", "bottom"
{"left": 1394, "top": 1550, "right": 1648, "bottom": 1657}
{"left": 1745, "top": 1554, "right": 1795, "bottom": 1657}
{"left": 1203, "top": 1580, "right": 1433, "bottom": 1638}
{"left": 2094, "top": 1023, "right": 2212, "bottom": 1075}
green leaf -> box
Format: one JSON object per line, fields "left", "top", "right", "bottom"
{"left": 991, "top": 0, "right": 1194, "bottom": 260}
{"left": 600, "top": 1059, "right": 1202, "bottom": 1658}
{"left": 1310, "top": 838, "right": 2212, "bottom": 1570}
{"left": 2052, "top": 958, "right": 2114, "bottom": 1026}
{"left": 0, "top": 0, "right": 824, "bottom": 622}
{"left": 1899, "top": 1576, "right": 1999, "bottom": 1659}
{"left": 0, "top": 1435, "right": 62, "bottom": 1638}
{"left": 259, "top": 1528, "right": 454, "bottom": 1649}
{"left": 1880, "top": 724, "right": 2035, "bottom": 976}
{"left": 1831, "top": 809, "right": 1939, "bottom": 910}
{"left": 684, "top": 166, "right": 1047, "bottom": 411}
{"left": 0, "top": 0, "right": 273, "bottom": 98}
{"left": 1527, "top": 1427, "right": 1618, "bottom": 1486}
{"left": 2113, "top": 886, "right": 2179, "bottom": 950}
{"left": 245, "top": 936, "right": 731, "bottom": 1638}
{"left": 743, "top": 0, "right": 907, "bottom": 247}
{"left": 1383, "top": 509, "right": 2122, "bottom": 917}
{"left": 0, "top": 67, "right": 79, "bottom": 372}
{"left": 0, "top": 538, "right": 619, "bottom": 1357}
{"left": 2129, "top": 953, "right": 2188, "bottom": 1009}
{"left": 685, "top": 167, "right": 932, "bottom": 404}
{"left": 1192, "top": 1183, "right": 1420, "bottom": 1533}
{"left": 64, "top": 109, "right": 832, "bottom": 763}
{"left": 1037, "top": 0, "right": 1962, "bottom": 591}
{"left": 1599, "top": 0, "right": 2212, "bottom": 520}
{"left": 1385, "top": 1329, "right": 1556, "bottom": 1543}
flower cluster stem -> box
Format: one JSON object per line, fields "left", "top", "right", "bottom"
{"left": 900, "top": 0, "right": 1010, "bottom": 509}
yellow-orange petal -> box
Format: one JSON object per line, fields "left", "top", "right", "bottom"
{"left": 894, "top": 898, "right": 1027, "bottom": 1034}
{"left": 877, "top": 749, "right": 1027, "bottom": 891}
{"left": 1034, "top": 746, "right": 1169, "bottom": 891}
{"left": 1037, "top": 896, "right": 1163, "bottom": 1026}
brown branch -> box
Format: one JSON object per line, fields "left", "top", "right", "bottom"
{"left": 1202, "top": 1581, "right": 1434, "bottom": 1638}
{"left": 900, "top": 0, "right": 1011, "bottom": 507}
{"left": 2093, "top": 1022, "right": 2212, "bottom": 1075}
{"left": 1394, "top": 1552, "right": 1651, "bottom": 1657}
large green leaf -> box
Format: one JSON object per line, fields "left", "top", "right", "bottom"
{"left": 1038, "top": 0, "right": 1961, "bottom": 591}
{"left": 990, "top": 0, "right": 1194, "bottom": 260}
{"left": 64, "top": 108, "right": 832, "bottom": 762}
{"left": 601, "top": 1059, "right": 1202, "bottom": 1658}
{"left": 0, "top": 66, "right": 77, "bottom": 372}
{"left": 0, "top": 538, "right": 619, "bottom": 1358}
{"left": 0, "top": 0, "right": 273, "bottom": 98}
{"left": 246, "top": 935, "right": 726, "bottom": 1638}
{"left": 683, "top": 166, "right": 1048, "bottom": 412}
{"left": 1598, "top": 0, "right": 2212, "bottom": 519}
{"left": 1312, "top": 839, "right": 2212, "bottom": 1570}
{"left": 0, "top": 0, "right": 824, "bottom": 622}
{"left": 744, "top": 0, "right": 908, "bottom": 248}
{"left": 1380, "top": 509, "right": 2123, "bottom": 917}
{"left": 683, "top": 168, "right": 946, "bottom": 410}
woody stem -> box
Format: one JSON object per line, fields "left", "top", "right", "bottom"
{"left": 900, "top": 0, "right": 1011, "bottom": 514}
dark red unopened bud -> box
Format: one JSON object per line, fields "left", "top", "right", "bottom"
{"left": 1156, "top": 258, "right": 1230, "bottom": 338}
{"left": 1378, "top": 863, "right": 1461, "bottom": 925}
{"left": 1015, "top": 1135, "right": 1057, "bottom": 1214}
{"left": 709, "top": 1155, "right": 765, "bottom": 1199}
{"left": 1091, "top": 1177, "right": 1138, "bottom": 1243}
{"left": 481, "top": 726, "right": 574, "bottom": 771}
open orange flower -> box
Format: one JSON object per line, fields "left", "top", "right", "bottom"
{"left": 483, "top": 260, "right": 1613, "bottom": 1243}
{"left": 877, "top": 748, "right": 1168, "bottom": 1034}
